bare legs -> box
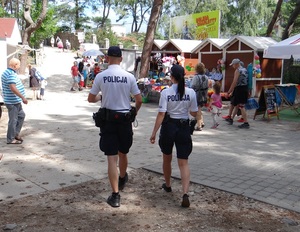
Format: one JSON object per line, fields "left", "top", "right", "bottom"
{"left": 118, "top": 152, "right": 128, "bottom": 178}
{"left": 196, "top": 106, "right": 204, "bottom": 129}
{"left": 107, "top": 152, "right": 128, "bottom": 193}
{"left": 107, "top": 155, "right": 119, "bottom": 193}
{"left": 178, "top": 158, "right": 190, "bottom": 194}
{"left": 162, "top": 154, "right": 190, "bottom": 195}
{"left": 163, "top": 154, "right": 172, "bottom": 187}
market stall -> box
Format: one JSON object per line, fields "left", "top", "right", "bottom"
{"left": 263, "top": 34, "right": 300, "bottom": 115}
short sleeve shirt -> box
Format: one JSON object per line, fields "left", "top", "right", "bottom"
{"left": 90, "top": 64, "right": 140, "bottom": 111}
{"left": 71, "top": 65, "right": 79, "bottom": 77}
{"left": 1, "top": 68, "right": 25, "bottom": 104}
{"left": 158, "top": 84, "right": 198, "bottom": 119}
{"left": 211, "top": 93, "right": 222, "bottom": 108}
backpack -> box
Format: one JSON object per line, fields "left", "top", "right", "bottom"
{"left": 193, "top": 74, "right": 208, "bottom": 106}
{"left": 35, "top": 71, "right": 44, "bottom": 81}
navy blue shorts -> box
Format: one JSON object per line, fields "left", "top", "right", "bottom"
{"left": 159, "top": 120, "right": 192, "bottom": 159}
{"left": 99, "top": 121, "right": 133, "bottom": 155}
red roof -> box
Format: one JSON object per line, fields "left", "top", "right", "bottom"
{"left": 0, "top": 18, "right": 17, "bottom": 39}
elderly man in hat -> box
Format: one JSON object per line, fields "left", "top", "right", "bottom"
{"left": 226, "top": 58, "right": 250, "bottom": 128}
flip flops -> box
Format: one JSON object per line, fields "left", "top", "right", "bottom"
{"left": 7, "top": 139, "right": 22, "bottom": 145}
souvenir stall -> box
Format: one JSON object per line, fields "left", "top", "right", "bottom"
{"left": 192, "top": 38, "right": 229, "bottom": 91}
{"left": 222, "top": 36, "right": 281, "bottom": 97}
{"left": 264, "top": 33, "right": 300, "bottom": 114}
{"left": 159, "top": 39, "right": 201, "bottom": 76}
{"left": 141, "top": 39, "right": 201, "bottom": 103}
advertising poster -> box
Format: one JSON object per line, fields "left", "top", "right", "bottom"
{"left": 169, "top": 10, "right": 220, "bottom": 40}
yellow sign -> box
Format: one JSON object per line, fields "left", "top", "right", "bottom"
{"left": 169, "top": 10, "right": 220, "bottom": 40}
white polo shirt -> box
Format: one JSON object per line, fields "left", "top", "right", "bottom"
{"left": 159, "top": 84, "right": 198, "bottom": 119}
{"left": 90, "top": 64, "right": 140, "bottom": 111}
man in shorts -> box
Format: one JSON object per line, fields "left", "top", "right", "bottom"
{"left": 226, "top": 58, "right": 250, "bottom": 128}
{"left": 88, "top": 46, "right": 142, "bottom": 207}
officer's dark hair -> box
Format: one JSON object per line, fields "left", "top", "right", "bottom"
{"left": 170, "top": 65, "right": 185, "bottom": 100}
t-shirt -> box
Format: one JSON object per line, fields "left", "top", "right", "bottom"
{"left": 1, "top": 68, "right": 25, "bottom": 104}
{"left": 94, "top": 66, "right": 100, "bottom": 75}
{"left": 71, "top": 65, "right": 79, "bottom": 77}
{"left": 211, "top": 93, "right": 222, "bottom": 108}
{"left": 159, "top": 84, "right": 198, "bottom": 119}
{"left": 90, "top": 64, "right": 140, "bottom": 111}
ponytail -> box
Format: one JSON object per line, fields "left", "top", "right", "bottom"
{"left": 177, "top": 75, "right": 185, "bottom": 100}
{"left": 170, "top": 64, "right": 185, "bottom": 100}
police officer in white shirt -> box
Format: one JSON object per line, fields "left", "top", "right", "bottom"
{"left": 150, "top": 64, "right": 198, "bottom": 208}
{"left": 88, "top": 46, "right": 142, "bottom": 207}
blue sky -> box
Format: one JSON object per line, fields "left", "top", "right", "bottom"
{"left": 86, "top": 5, "right": 147, "bottom": 34}
{"left": 59, "top": 1, "right": 147, "bottom": 34}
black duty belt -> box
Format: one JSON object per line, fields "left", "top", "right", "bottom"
{"left": 106, "top": 109, "right": 130, "bottom": 122}
{"left": 168, "top": 118, "right": 189, "bottom": 125}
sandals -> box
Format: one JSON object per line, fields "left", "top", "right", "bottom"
{"left": 7, "top": 139, "right": 22, "bottom": 145}
{"left": 15, "top": 136, "right": 23, "bottom": 142}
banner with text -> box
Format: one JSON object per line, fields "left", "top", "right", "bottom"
{"left": 169, "top": 10, "right": 220, "bottom": 40}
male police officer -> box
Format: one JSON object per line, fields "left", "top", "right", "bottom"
{"left": 88, "top": 46, "right": 142, "bottom": 207}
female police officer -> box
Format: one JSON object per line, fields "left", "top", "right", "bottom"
{"left": 150, "top": 64, "right": 198, "bottom": 207}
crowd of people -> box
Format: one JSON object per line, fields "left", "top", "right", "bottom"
{"left": 50, "top": 36, "right": 71, "bottom": 52}
{"left": 70, "top": 55, "right": 106, "bottom": 91}
{"left": 1, "top": 47, "right": 250, "bottom": 210}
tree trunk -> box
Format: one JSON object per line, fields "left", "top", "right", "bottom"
{"left": 139, "top": 0, "right": 163, "bottom": 79}
{"left": 282, "top": 0, "right": 300, "bottom": 40}
{"left": 20, "top": 0, "right": 48, "bottom": 74}
{"left": 266, "top": 0, "right": 283, "bottom": 37}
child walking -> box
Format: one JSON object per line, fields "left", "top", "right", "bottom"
{"left": 208, "top": 82, "right": 222, "bottom": 129}
{"left": 40, "top": 78, "right": 47, "bottom": 100}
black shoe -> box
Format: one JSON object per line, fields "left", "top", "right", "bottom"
{"left": 162, "top": 183, "right": 172, "bottom": 192}
{"left": 238, "top": 122, "right": 250, "bottom": 129}
{"left": 118, "top": 172, "right": 128, "bottom": 190}
{"left": 107, "top": 192, "right": 120, "bottom": 207}
{"left": 227, "top": 118, "right": 233, "bottom": 125}
{"left": 181, "top": 194, "right": 190, "bottom": 208}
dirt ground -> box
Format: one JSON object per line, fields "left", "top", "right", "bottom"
{"left": 1, "top": 168, "right": 300, "bottom": 232}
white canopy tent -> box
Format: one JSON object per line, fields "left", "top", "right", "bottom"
{"left": 263, "top": 33, "right": 300, "bottom": 59}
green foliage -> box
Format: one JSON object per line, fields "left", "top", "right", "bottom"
{"left": 94, "top": 27, "right": 119, "bottom": 47}
{"left": 30, "top": 6, "right": 59, "bottom": 48}
{"left": 52, "top": 0, "right": 90, "bottom": 31}
{"left": 281, "top": 0, "right": 300, "bottom": 36}
{"left": 114, "top": 0, "right": 152, "bottom": 33}
{"left": 0, "top": 6, "right": 8, "bottom": 17}
{"left": 119, "top": 32, "right": 146, "bottom": 49}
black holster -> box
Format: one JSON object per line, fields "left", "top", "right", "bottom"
{"left": 93, "top": 108, "right": 107, "bottom": 128}
{"left": 129, "top": 107, "right": 137, "bottom": 122}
